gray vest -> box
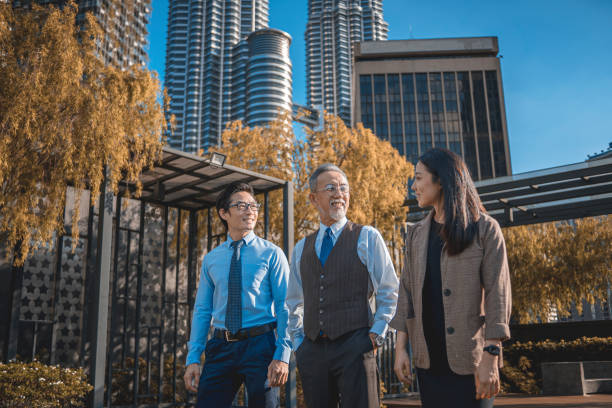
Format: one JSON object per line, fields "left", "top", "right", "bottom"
{"left": 300, "top": 221, "right": 372, "bottom": 340}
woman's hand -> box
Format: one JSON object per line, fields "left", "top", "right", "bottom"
{"left": 394, "top": 349, "right": 412, "bottom": 384}
{"left": 394, "top": 330, "right": 412, "bottom": 384}
{"left": 474, "top": 351, "right": 501, "bottom": 399}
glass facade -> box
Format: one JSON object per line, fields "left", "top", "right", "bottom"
{"left": 358, "top": 70, "right": 509, "bottom": 180}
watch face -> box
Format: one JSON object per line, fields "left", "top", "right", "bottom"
{"left": 375, "top": 336, "right": 385, "bottom": 346}
{"left": 484, "top": 345, "right": 500, "bottom": 355}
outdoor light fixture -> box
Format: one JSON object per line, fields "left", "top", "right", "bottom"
{"left": 210, "top": 152, "right": 226, "bottom": 168}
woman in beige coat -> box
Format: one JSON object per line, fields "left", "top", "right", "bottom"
{"left": 391, "top": 148, "right": 511, "bottom": 408}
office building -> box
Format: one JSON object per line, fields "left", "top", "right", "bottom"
{"left": 353, "top": 37, "right": 512, "bottom": 180}
{"left": 164, "top": 0, "right": 294, "bottom": 154}
{"left": 11, "top": 0, "right": 151, "bottom": 69}
{"left": 305, "top": 0, "right": 387, "bottom": 125}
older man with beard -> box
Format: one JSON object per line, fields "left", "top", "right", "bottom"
{"left": 287, "top": 163, "right": 399, "bottom": 408}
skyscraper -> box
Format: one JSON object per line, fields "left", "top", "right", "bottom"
{"left": 305, "top": 0, "right": 388, "bottom": 125}
{"left": 164, "top": 0, "right": 293, "bottom": 154}
{"left": 11, "top": 0, "right": 151, "bottom": 69}
{"left": 353, "top": 37, "right": 512, "bottom": 180}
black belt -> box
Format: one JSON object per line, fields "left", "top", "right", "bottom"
{"left": 213, "top": 322, "right": 276, "bottom": 342}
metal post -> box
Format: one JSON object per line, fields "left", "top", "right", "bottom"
{"left": 4, "top": 243, "right": 23, "bottom": 362}
{"left": 107, "top": 195, "right": 122, "bottom": 405}
{"left": 282, "top": 182, "right": 295, "bottom": 408}
{"left": 158, "top": 206, "right": 169, "bottom": 403}
{"left": 187, "top": 210, "right": 198, "bottom": 323}
{"left": 89, "top": 168, "right": 114, "bottom": 408}
{"left": 264, "top": 192, "right": 269, "bottom": 240}
{"left": 207, "top": 208, "right": 213, "bottom": 252}
{"left": 133, "top": 201, "right": 145, "bottom": 404}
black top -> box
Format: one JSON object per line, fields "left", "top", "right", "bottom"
{"left": 422, "top": 220, "right": 452, "bottom": 374}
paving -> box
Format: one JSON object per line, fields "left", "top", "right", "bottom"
{"left": 382, "top": 393, "right": 612, "bottom": 407}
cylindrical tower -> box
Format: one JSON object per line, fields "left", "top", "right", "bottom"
{"left": 246, "top": 29, "right": 293, "bottom": 127}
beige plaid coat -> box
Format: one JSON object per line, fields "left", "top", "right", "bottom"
{"left": 390, "top": 211, "right": 512, "bottom": 375}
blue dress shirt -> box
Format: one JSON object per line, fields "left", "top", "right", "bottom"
{"left": 186, "top": 231, "right": 291, "bottom": 365}
{"left": 287, "top": 217, "right": 399, "bottom": 351}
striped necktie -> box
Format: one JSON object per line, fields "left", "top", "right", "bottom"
{"left": 225, "top": 239, "right": 244, "bottom": 334}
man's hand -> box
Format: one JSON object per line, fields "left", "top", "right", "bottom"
{"left": 475, "top": 352, "right": 501, "bottom": 400}
{"left": 394, "top": 349, "right": 412, "bottom": 384}
{"left": 368, "top": 332, "right": 378, "bottom": 354}
{"left": 267, "top": 360, "right": 289, "bottom": 387}
{"left": 184, "top": 363, "right": 201, "bottom": 393}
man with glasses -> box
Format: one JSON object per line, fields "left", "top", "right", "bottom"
{"left": 287, "top": 163, "right": 399, "bottom": 408}
{"left": 184, "top": 181, "right": 291, "bottom": 408}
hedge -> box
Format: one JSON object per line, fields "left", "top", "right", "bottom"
{"left": 500, "top": 336, "right": 612, "bottom": 394}
{"left": 0, "top": 360, "right": 92, "bottom": 407}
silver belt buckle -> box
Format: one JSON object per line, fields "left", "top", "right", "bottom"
{"left": 224, "top": 331, "right": 238, "bottom": 342}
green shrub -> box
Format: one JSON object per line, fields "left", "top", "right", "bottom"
{"left": 501, "top": 336, "right": 612, "bottom": 394}
{"left": 0, "top": 360, "right": 92, "bottom": 408}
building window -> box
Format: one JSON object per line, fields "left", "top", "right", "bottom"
{"left": 430, "top": 73, "right": 445, "bottom": 149}
{"left": 443, "top": 72, "right": 462, "bottom": 156}
{"left": 359, "top": 75, "right": 374, "bottom": 131}
{"left": 387, "top": 74, "right": 403, "bottom": 155}
{"left": 472, "top": 71, "right": 493, "bottom": 179}
{"left": 457, "top": 72, "right": 478, "bottom": 179}
{"left": 416, "top": 73, "right": 432, "bottom": 152}
{"left": 401, "top": 73, "right": 418, "bottom": 163}
{"left": 485, "top": 70, "right": 508, "bottom": 177}
{"left": 374, "top": 74, "right": 388, "bottom": 139}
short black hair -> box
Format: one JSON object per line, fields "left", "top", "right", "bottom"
{"left": 215, "top": 182, "right": 256, "bottom": 230}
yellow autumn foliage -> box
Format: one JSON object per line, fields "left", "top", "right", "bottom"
{"left": 214, "top": 112, "right": 413, "bottom": 272}
{"left": 504, "top": 216, "right": 612, "bottom": 323}
{"left": 0, "top": 2, "right": 168, "bottom": 264}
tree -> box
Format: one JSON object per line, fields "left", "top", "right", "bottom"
{"left": 214, "top": 112, "right": 413, "bottom": 272}
{"left": 0, "top": 2, "right": 169, "bottom": 264}
{"left": 503, "top": 216, "right": 612, "bottom": 323}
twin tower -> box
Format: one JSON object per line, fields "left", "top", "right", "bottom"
{"left": 165, "top": 0, "right": 387, "bottom": 153}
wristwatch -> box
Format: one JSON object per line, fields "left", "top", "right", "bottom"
{"left": 374, "top": 334, "right": 385, "bottom": 347}
{"left": 483, "top": 345, "right": 500, "bottom": 356}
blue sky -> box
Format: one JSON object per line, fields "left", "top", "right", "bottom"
{"left": 146, "top": 0, "right": 612, "bottom": 174}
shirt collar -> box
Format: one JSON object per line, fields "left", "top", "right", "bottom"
{"left": 227, "top": 230, "right": 256, "bottom": 247}
{"left": 319, "top": 217, "right": 347, "bottom": 239}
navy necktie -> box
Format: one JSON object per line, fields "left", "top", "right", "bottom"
{"left": 226, "top": 239, "right": 244, "bottom": 334}
{"left": 319, "top": 227, "right": 333, "bottom": 266}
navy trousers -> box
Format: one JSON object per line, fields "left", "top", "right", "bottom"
{"left": 196, "top": 330, "right": 279, "bottom": 408}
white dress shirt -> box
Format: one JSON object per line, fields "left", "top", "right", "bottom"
{"left": 287, "top": 217, "right": 399, "bottom": 350}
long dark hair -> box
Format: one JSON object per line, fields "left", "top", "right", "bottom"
{"left": 418, "top": 148, "right": 486, "bottom": 255}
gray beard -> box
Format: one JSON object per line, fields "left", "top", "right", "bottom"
{"left": 329, "top": 207, "right": 346, "bottom": 221}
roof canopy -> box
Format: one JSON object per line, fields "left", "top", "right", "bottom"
{"left": 119, "top": 147, "right": 287, "bottom": 211}
{"left": 407, "top": 157, "right": 612, "bottom": 227}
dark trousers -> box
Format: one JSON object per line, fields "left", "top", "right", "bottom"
{"left": 295, "top": 327, "right": 379, "bottom": 408}
{"left": 196, "top": 330, "right": 279, "bottom": 408}
{"left": 417, "top": 368, "right": 495, "bottom": 408}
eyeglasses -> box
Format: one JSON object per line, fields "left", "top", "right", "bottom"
{"left": 229, "top": 201, "right": 261, "bottom": 212}
{"left": 317, "top": 183, "right": 350, "bottom": 194}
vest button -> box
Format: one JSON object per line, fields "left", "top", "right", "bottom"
{"left": 319, "top": 321, "right": 324, "bottom": 326}
{"left": 320, "top": 286, "right": 324, "bottom": 291}
{"left": 320, "top": 297, "right": 324, "bottom": 302}
{"left": 447, "top": 327, "right": 455, "bottom": 334}
{"left": 320, "top": 274, "right": 324, "bottom": 279}
{"left": 319, "top": 309, "right": 324, "bottom": 314}
{"left": 444, "top": 289, "right": 451, "bottom": 296}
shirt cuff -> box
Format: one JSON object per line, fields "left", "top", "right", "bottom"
{"left": 292, "top": 333, "right": 304, "bottom": 352}
{"left": 186, "top": 343, "right": 205, "bottom": 366}
{"left": 274, "top": 346, "right": 291, "bottom": 364}
{"left": 369, "top": 320, "right": 389, "bottom": 338}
